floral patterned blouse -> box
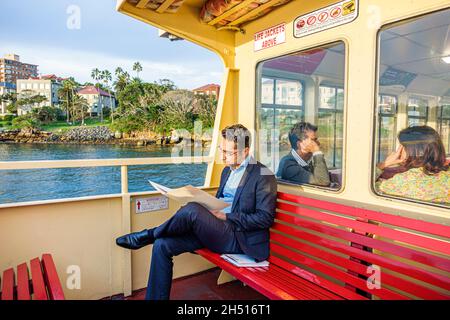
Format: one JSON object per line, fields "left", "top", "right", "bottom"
{"left": 376, "top": 167, "right": 450, "bottom": 204}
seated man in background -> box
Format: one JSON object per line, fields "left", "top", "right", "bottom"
{"left": 277, "top": 122, "right": 330, "bottom": 186}
{"left": 115, "top": 124, "right": 277, "bottom": 300}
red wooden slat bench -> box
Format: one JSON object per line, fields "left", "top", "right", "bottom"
{"left": 0, "top": 254, "right": 65, "bottom": 300}
{"left": 196, "top": 192, "right": 450, "bottom": 300}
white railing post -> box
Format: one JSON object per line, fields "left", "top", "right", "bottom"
{"left": 120, "top": 165, "right": 132, "bottom": 297}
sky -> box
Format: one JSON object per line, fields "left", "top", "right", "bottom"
{"left": 0, "top": 0, "right": 224, "bottom": 89}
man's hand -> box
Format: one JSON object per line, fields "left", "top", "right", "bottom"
{"left": 300, "top": 138, "right": 320, "bottom": 154}
{"left": 210, "top": 210, "right": 227, "bottom": 221}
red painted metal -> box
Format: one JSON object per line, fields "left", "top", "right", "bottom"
{"left": 196, "top": 249, "right": 345, "bottom": 300}
{"left": 41, "top": 254, "right": 65, "bottom": 300}
{"left": 196, "top": 193, "right": 450, "bottom": 300}
{"left": 275, "top": 212, "right": 450, "bottom": 274}
{"left": 277, "top": 202, "right": 450, "bottom": 256}
{"left": 196, "top": 249, "right": 298, "bottom": 299}
{"left": 16, "top": 263, "right": 31, "bottom": 300}
{"left": 1, "top": 268, "right": 15, "bottom": 300}
{"left": 277, "top": 192, "right": 450, "bottom": 238}
{"left": 30, "top": 258, "right": 48, "bottom": 300}
{"left": 272, "top": 221, "right": 450, "bottom": 291}
{"left": 271, "top": 231, "right": 449, "bottom": 299}
{"left": 268, "top": 256, "right": 367, "bottom": 300}
{"left": 271, "top": 242, "right": 407, "bottom": 299}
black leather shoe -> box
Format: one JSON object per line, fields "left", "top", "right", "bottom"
{"left": 116, "top": 229, "right": 155, "bottom": 250}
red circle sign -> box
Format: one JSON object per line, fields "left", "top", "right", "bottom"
{"left": 296, "top": 19, "right": 305, "bottom": 28}
{"left": 307, "top": 15, "right": 317, "bottom": 25}
{"left": 330, "top": 7, "right": 341, "bottom": 18}
{"left": 318, "top": 11, "right": 328, "bottom": 22}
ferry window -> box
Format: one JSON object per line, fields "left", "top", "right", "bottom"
{"left": 374, "top": 9, "right": 450, "bottom": 206}
{"left": 257, "top": 42, "right": 345, "bottom": 190}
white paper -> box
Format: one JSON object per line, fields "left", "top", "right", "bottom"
{"left": 220, "top": 254, "right": 269, "bottom": 267}
{"left": 148, "top": 181, "right": 230, "bottom": 211}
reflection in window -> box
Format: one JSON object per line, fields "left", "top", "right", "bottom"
{"left": 257, "top": 42, "right": 345, "bottom": 189}
{"left": 377, "top": 94, "right": 397, "bottom": 162}
{"left": 407, "top": 97, "right": 428, "bottom": 126}
{"left": 318, "top": 86, "right": 344, "bottom": 168}
{"left": 375, "top": 9, "right": 450, "bottom": 206}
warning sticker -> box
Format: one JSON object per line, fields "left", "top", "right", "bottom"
{"left": 136, "top": 196, "right": 168, "bottom": 214}
{"left": 254, "top": 23, "right": 286, "bottom": 52}
{"left": 294, "top": 0, "right": 358, "bottom": 38}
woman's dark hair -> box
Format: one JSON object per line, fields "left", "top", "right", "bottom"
{"left": 398, "top": 125, "right": 449, "bottom": 175}
{"left": 221, "top": 124, "right": 251, "bottom": 150}
{"left": 288, "top": 122, "right": 318, "bottom": 150}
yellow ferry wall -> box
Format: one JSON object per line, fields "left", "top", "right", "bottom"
{"left": 0, "top": 193, "right": 215, "bottom": 299}
{"left": 232, "top": 0, "right": 450, "bottom": 223}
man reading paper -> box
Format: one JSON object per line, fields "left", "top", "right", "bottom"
{"left": 115, "top": 124, "right": 277, "bottom": 300}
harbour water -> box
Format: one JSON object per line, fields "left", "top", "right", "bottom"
{"left": 0, "top": 143, "right": 208, "bottom": 204}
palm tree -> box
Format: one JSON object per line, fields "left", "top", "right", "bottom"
{"left": 101, "top": 69, "right": 115, "bottom": 123}
{"left": 115, "top": 67, "right": 124, "bottom": 78}
{"left": 91, "top": 68, "right": 101, "bottom": 88}
{"left": 72, "top": 94, "right": 88, "bottom": 125}
{"left": 58, "top": 79, "right": 76, "bottom": 123}
{"left": 133, "top": 62, "right": 143, "bottom": 79}
{"left": 92, "top": 68, "right": 104, "bottom": 122}
{"left": 114, "top": 71, "right": 130, "bottom": 94}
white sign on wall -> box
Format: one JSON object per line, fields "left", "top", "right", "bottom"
{"left": 294, "top": 0, "right": 358, "bottom": 38}
{"left": 135, "top": 196, "right": 169, "bottom": 214}
{"left": 254, "top": 23, "right": 286, "bottom": 52}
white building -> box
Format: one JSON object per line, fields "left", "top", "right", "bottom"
{"left": 77, "top": 86, "right": 116, "bottom": 116}
{"left": 16, "top": 75, "right": 63, "bottom": 115}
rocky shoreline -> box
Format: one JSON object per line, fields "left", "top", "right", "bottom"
{"left": 0, "top": 126, "right": 212, "bottom": 147}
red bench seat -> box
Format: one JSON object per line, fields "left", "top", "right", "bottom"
{"left": 1, "top": 254, "right": 65, "bottom": 300}
{"left": 197, "top": 192, "right": 450, "bottom": 300}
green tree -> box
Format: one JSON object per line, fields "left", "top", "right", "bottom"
{"left": 133, "top": 62, "right": 143, "bottom": 79}
{"left": 1, "top": 92, "right": 18, "bottom": 114}
{"left": 31, "top": 106, "right": 62, "bottom": 124}
{"left": 114, "top": 71, "right": 130, "bottom": 94}
{"left": 11, "top": 113, "right": 41, "bottom": 130}
{"left": 71, "top": 94, "right": 89, "bottom": 124}
{"left": 195, "top": 94, "right": 217, "bottom": 128}
{"left": 159, "top": 90, "right": 197, "bottom": 130}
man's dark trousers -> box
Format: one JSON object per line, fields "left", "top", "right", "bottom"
{"left": 145, "top": 202, "right": 242, "bottom": 300}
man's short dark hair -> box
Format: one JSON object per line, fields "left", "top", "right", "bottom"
{"left": 289, "top": 122, "right": 318, "bottom": 150}
{"left": 221, "top": 124, "right": 251, "bottom": 150}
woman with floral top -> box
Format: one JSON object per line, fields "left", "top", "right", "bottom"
{"left": 376, "top": 126, "right": 449, "bottom": 204}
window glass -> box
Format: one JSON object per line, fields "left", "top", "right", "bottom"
{"left": 374, "top": 9, "right": 450, "bottom": 206}
{"left": 257, "top": 42, "right": 345, "bottom": 189}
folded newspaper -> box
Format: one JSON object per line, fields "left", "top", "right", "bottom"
{"left": 149, "top": 180, "right": 230, "bottom": 211}
{"left": 220, "top": 254, "right": 269, "bottom": 267}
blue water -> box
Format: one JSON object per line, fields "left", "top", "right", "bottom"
{"left": 0, "top": 143, "right": 209, "bottom": 204}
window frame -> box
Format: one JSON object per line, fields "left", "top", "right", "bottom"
{"left": 255, "top": 40, "right": 347, "bottom": 193}
{"left": 372, "top": 8, "right": 450, "bottom": 209}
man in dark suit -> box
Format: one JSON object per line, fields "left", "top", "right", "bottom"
{"left": 115, "top": 124, "right": 277, "bottom": 300}
{"left": 276, "top": 122, "right": 330, "bottom": 186}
